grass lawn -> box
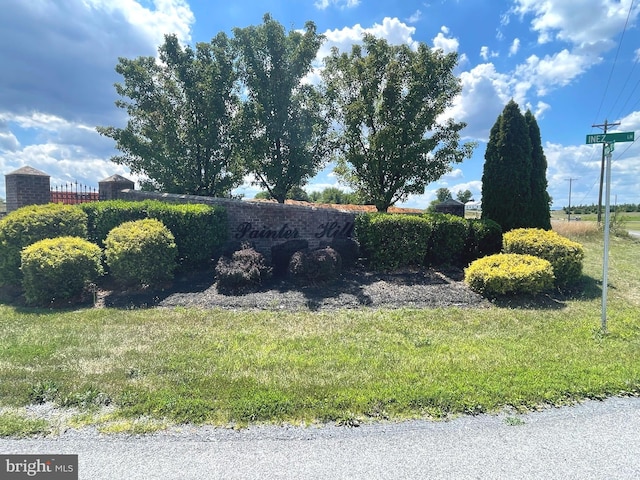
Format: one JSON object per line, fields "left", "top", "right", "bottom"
{"left": 1, "top": 226, "right": 639, "bottom": 436}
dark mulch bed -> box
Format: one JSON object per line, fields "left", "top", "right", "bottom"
{"left": 95, "top": 266, "right": 492, "bottom": 311}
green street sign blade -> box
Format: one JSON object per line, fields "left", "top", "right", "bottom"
{"left": 586, "top": 132, "right": 635, "bottom": 144}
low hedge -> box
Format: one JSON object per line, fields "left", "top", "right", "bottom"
{"left": 0, "top": 204, "right": 88, "bottom": 286}
{"left": 462, "top": 218, "right": 503, "bottom": 265}
{"left": 355, "top": 213, "right": 432, "bottom": 270}
{"left": 423, "top": 213, "right": 468, "bottom": 266}
{"left": 464, "top": 253, "right": 555, "bottom": 297}
{"left": 104, "top": 218, "right": 177, "bottom": 286}
{"left": 355, "top": 213, "right": 503, "bottom": 271}
{"left": 21, "top": 236, "right": 103, "bottom": 305}
{"left": 503, "top": 228, "right": 584, "bottom": 287}
{"left": 79, "top": 200, "right": 227, "bottom": 270}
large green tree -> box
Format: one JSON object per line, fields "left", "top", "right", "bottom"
{"left": 525, "top": 110, "right": 552, "bottom": 229}
{"left": 322, "top": 34, "right": 474, "bottom": 212}
{"left": 234, "top": 14, "right": 330, "bottom": 203}
{"left": 482, "top": 100, "right": 544, "bottom": 231}
{"left": 98, "top": 33, "right": 243, "bottom": 197}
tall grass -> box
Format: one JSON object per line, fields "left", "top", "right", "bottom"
{"left": 551, "top": 219, "right": 600, "bottom": 239}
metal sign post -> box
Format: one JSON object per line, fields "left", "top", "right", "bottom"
{"left": 601, "top": 143, "right": 613, "bottom": 332}
{"left": 584, "top": 131, "right": 634, "bottom": 333}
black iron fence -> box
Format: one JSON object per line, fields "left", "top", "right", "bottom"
{"left": 50, "top": 181, "right": 99, "bottom": 205}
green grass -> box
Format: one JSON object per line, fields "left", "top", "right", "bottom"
{"left": 0, "top": 412, "right": 49, "bottom": 437}
{"left": 0, "top": 233, "right": 639, "bottom": 433}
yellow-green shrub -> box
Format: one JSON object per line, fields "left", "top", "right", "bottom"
{"left": 464, "top": 253, "right": 555, "bottom": 297}
{"left": 503, "top": 228, "right": 584, "bottom": 287}
{"left": 104, "top": 219, "right": 176, "bottom": 286}
{"left": 21, "top": 236, "right": 103, "bottom": 305}
{"left": 0, "top": 204, "right": 88, "bottom": 286}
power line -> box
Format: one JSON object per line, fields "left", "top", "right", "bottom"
{"left": 605, "top": 0, "right": 637, "bottom": 121}
{"left": 593, "top": 0, "right": 636, "bottom": 124}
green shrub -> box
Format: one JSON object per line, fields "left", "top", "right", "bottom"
{"left": 422, "top": 213, "right": 468, "bottom": 267}
{"left": 79, "top": 200, "right": 146, "bottom": 246}
{"left": 288, "top": 247, "right": 342, "bottom": 284}
{"left": 0, "top": 204, "right": 88, "bottom": 286}
{"left": 355, "top": 213, "right": 431, "bottom": 270}
{"left": 503, "top": 228, "right": 584, "bottom": 287}
{"left": 464, "top": 253, "right": 555, "bottom": 297}
{"left": 215, "top": 245, "right": 271, "bottom": 291}
{"left": 104, "top": 219, "right": 177, "bottom": 286}
{"left": 462, "top": 218, "right": 503, "bottom": 265}
{"left": 79, "top": 200, "right": 227, "bottom": 270}
{"left": 21, "top": 237, "right": 103, "bottom": 305}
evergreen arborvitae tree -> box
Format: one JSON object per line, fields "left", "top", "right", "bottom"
{"left": 481, "top": 100, "right": 532, "bottom": 232}
{"left": 525, "top": 110, "right": 552, "bottom": 230}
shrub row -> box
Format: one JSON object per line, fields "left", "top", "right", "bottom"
{"left": 18, "top": 219, "right": 178, "bottom": 305}
{"left": 354, "top": 213, "right": 502, "bottom": 271}
{"left": 78, "top": 200, "right": 227, "bottom": 270}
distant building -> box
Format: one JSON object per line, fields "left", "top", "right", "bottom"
{"left": 435, "top": 198, "right": 465, "bottom": 217}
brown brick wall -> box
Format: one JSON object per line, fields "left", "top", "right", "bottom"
{"left": 118, "top": 190, "right": 357, "bottom": 256}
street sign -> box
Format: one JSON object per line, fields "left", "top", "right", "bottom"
{"left": 585, "top": 131, "right": 635, "bottom": 144}
{"left": 604, "top": 143, "right": 615, "bottom": 155}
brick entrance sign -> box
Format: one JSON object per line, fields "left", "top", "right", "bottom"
{"left": 119, "top": 190, "right": 356, "bottom": 255}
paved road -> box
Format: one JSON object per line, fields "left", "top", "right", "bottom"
{"left": 2, "top": 397, "right": 640, "bottom": 479}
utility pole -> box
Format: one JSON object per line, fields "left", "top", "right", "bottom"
{"left": 592, "top": 120, "right": 620, "bottom": 224}
{"left": 565, "top": 178, "right": 578, "bottom": 221}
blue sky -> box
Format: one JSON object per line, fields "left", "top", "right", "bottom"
{"left": 1, "top": 0, "right": 639, "bottom": 209}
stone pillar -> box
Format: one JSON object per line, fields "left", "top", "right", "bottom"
{"left": 98, "top": 174, "right": 134, "bottom": 200}
{"left": 5, "top": 166, "right": 51, "bottom": 213}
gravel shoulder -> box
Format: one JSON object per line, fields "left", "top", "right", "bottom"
{"left": 97, "top": 266, "right": 492, "bottom": 311}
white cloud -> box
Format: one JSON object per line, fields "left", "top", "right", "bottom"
{"left": 319, "top": 17, "right": 418, "bottom": 60}
{"left": 314, "top": 0, "right": 360, "bottom": 10}
{"left": 512, "top": 0, "right": 639, "bottom": 54}
{"left": 432, "top": 26, "right": 459, "bottom": 54}
{"left": 516, "top": 49, "right": 593, "bottom": 96}
{"left": 0, "top": 0, "right": 195, "bottom": 199}
{"left": 444, "top": 63, "right": 514, "bottom": 140}
{"left": 0, "top": 120, "right": 20, "bottom": 152}
{"left": 407, "top": 10, "right": 423, "bottom": 24}
{"left": 480, "top": 46, "right": 499, "bottom": 61}
{"left": 0, "top": 0, "right": 194, "bottom": 125}
{"left": 509, "top": 38, "right": 521, "bottom": 56}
